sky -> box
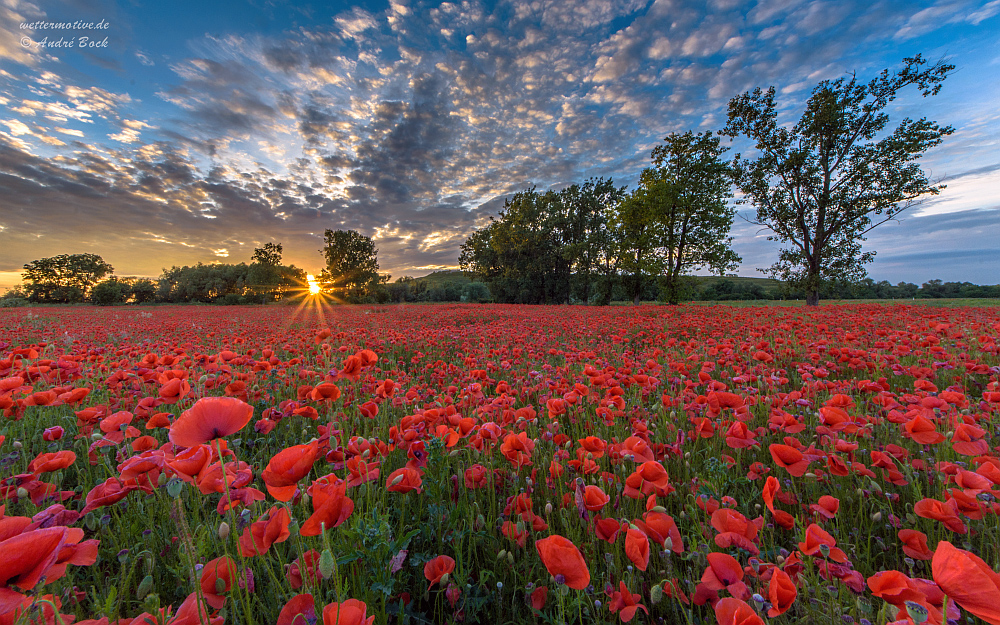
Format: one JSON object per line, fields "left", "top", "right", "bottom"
{"left": 1, "top": 0, "right": 999, "bottom": 292}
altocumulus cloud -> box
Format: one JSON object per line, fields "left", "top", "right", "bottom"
{"left": 0, "top": 0, "right": 997, "bottom": 289}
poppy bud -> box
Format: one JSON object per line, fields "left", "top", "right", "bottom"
{"left": 804, "top": 472, "right": 816, "bottom": 479}
{"left": 507, "top": 552, "right": 514, "bottom": 565}
{"left": 650, "top": 505, "right": 666, "bottom": 513}
{"left": 90, "top": 433, "right": 103, "bottom": 441}
{"left": 218, "top": 522, "right": 230, "bottom": 541}
{"left": 215, "top": 578, "right": 226, "bottom": 594}
{"left": 905, "top": 600, "right": 929, "bottom": 624}
{"left": 12, "top": 440, "right": 21, "bottom": 450}
{"left": 871, "top": 511, "right": 882, "bottom": 522}
{"left": 319, "top": 549, "right": 335, "bottom": 579}
{"left": 516, "top": 520, "right": 525, "bottom": 533}
{"left": 497, "top": 550, "right": 507, "bottom": 561}
{"left": 16, "top": 487, "right": 28, "bottom": 500}
{"left": 663, "top": 537, "right": 673, "bottom": 551}
{"left": 440, "top": 572, "right": 450, "bottom": 586}
{"left": 137, "top": 574, "right": 153, "bottom": 599}
{"left": 166, "top": 478, "right": 184, "bottom": 498}
{"left": 545, "top": 502, "right": 553, "bottom": 516}
{"left": 390, "top": 474, "right": 405, "bottom": 486}
{"left": 157, "top": 472, "right": 168, "bottom": 486}
{"left": 650, "top": 583, "right": 663, "bottom": 604}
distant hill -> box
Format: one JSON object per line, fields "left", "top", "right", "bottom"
{"left": 688, "top": 275, "right": 783, "bottom": 295}
{"left": 409, "top": 270, "right": 472, "bottom": 288}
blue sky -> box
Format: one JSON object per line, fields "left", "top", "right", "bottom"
{"left": 1, "top": 0, "right": 998, "bottom": 290}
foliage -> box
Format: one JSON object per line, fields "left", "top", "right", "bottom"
{"left": 722, "top": 55, "right": 954, "bottom": 306}
{"left": 156, "top": 263, "right": 251, "bottom": 303}
{"left": 460, "top": 180, "right": 625, "bottom": 304}
{"left": 91, "top": 277, "right": 130, "bottom": 306}
{"left": 616, "top": 132, "right": 741, "bottom": 305}
{"left": 21, "top": 253, "right": 114, "bottom": 303}
{"left": 318, "top": 230, "right": 388, "bottom": 303}
{"left": 246, "top": 243, "right": 306, "bottom": 304}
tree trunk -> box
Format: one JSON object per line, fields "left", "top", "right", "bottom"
{"left": 633, "top": 292, "right": 640, "bottom": 306}
{"left": 806, "top": 290, "right": 819, "bottom": 306}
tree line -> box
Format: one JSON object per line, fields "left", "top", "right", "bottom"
{"left": 460, "top": 55, "right": 956, "bottom": 306}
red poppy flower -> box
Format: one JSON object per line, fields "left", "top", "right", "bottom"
{"left": 300, "top": 476, "right": 355, "bottom": 536}
{"left": 423, "top": 555, "right": 455, "bottom": 588}
{"left": 898, "top": 529, "right": 933, "bottom": 561}
{"left": 28, "top": 450, "right": 77, "bottom": 474}
{"left": 769, "top": 444, "right": 810, "bottom": 477}
{"left": 322, "top": 599, "right": 375, "bottom": 625}
{"left": 914, "top": 497, "right": 967, "bottom": 534}
{"left": 239, "top": 506, "right": 291, "bottom": 557}
{"left": 261, "top": 441, "right": 319, "bottom": 501}
{"left": 932, "top": 540, "right": 1000, "bottom": 625}
{"left": 277, "top": 594, "right": 316, "bottom": 625}
{"left": 714, "top": 597, "right": 764, "bottom": 625}
{"left": 798, "top": 524, "right": 847, "bottom": 562}
{"left": 582, "top": 485, "right": 610, "bottom": 511}
{"left": 530, "top": 586, "right": 547, "bottom": 611}
{"left": 607, "top": 580, "right": 648, "bottom": 622}
{"left": 200, "top": 556, "right": 236, "bottom": 609}
{"left": 287, "top": 550, "right": 321, "bottom": 590}
{"left": 535, "top": 534, "right": 590, "bottom": 590}
{"left": 169, "top": 396, "right": 253, "bottom": 448}
{"left": 635, "top": 511, "right": 684, "bottom": 553}
{"left": 309, "top": 383, "right": 342, "bottom": 402}
{"left": 385, "top": 467, "right": 423, "bottom": 494}
{"left": 625, "top": 527, "right": 650, "bottom": 571}
{"left": 767, "top": 568, "right": 797, "bottom": 616}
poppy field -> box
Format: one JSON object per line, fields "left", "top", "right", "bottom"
{"left": 1, "top": 302, "right": 999, "bottom": 625}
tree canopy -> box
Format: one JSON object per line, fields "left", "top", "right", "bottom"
{"left": 616, "top": 131, "right": 740, "bottom": 304}
{"left": 722, "top": 54, "right": 954, "bottom": 305}
{"left": 318, "top": 229, "right": 387, "bottom": 303}
{"left": 22, "top": 253, "right": 114, "bottom": 303}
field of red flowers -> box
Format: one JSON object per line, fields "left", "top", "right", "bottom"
{"left": 1, "top": 302, "right": 999, "bottom": 625}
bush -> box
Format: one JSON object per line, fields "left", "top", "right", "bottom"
{"left": 91, "top": 277, "right": 128, "bottom": 306}
{"left": 0, "top": 296, "right": 29, "bottom": 308}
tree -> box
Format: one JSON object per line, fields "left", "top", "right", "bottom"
{"left": 558, "top": 178, "right": 627, "bottom": 304}
{"left": 318, "top": 230, "right": 386, "bottom": 303}
{"left": 22, "top": 253, "right": 114, "bottom": 303}
{"left": 722, "top": 55, "right": 954, "bottom": 306}
{"left": 613, "top": 132, "right": 740, "bottom": 305}
{"left": 460, "top": 189, "right": 569, "bottom": 304}
{"left": 129, "top": 278, "right": 158, "bottom": 303}
{"left": 247, "top": 242, "right": 286, "bottom": 303}
{"left": 91, "top": 277, "right": 129, "bottom": 306}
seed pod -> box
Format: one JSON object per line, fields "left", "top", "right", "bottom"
{"left": 319, "top": 549, "right": 335, "bottom": 579}
{"left": 650, "top": 584, "right": 663, "bottom": 605}
{"left": 136, "top": 574, "right": 154, "bottom": 599}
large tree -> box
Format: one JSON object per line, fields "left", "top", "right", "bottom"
{"left": 318, "top": 229, "right": 386, "bottom": 303}
{"left": 614, "top": 132, "right": 740, "bottom": 305}
{"left": 722, "top": 55, "right": 953, "bottom": 305}
{"left": 459, "top": 189, "right": 568, "bottom": 304}
{"left": 247, "top": 242, "right": 305, "bottom": 303}
{"left": 557, "top": 178, "right": 627, "bottom": 304}
{"left": 22, "top": 253, "right": 114, "bottom": 303}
